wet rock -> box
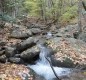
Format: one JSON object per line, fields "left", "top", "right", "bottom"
{"left": 8, "top": 57, "right": 23, "bottom": 64}
{"left": 14, "top": 54, "right": 21, "bottom": 57}
{"left": 51, "top": 56, "right": 74, "bottom": 68}
{"left": 0, "top": 55, "right": 7, "bottom": 63}
{"left": 20, "top": 46, "right": 40, "bottom": 61}
{"left": 10, "top": 28, "right": 32, "bottom": 39}
{"left": 37, "top": 41, "right": 55, "bottom": 57}
{"left": 5, "top": 47, "right": 16, "bottom": 58}
{"left": 16, "top": 37, "right": 36, "bottom": 52}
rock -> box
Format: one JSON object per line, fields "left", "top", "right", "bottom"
{"left": 20, "top": 46, "right": 40, "bottom": 61}
{"left": 8, "top": 57, "right": 23, "bottom": 64}
{"left": 10, "top": 28, "right": 32, "bottom": 39}
{"left": 0, "top": 50, "right": 5, "bottom": 56}
{"left": 53, "top": 33, "right": 63, "bottom": 37}
{"left": 0, "top": 40, "right": 6, "bottom": 46}
{"left": 4, "top": 22, "right": 12, "bottom": 28}
{"left": 13, "top": 24, "right": 26, "bottom": 28}
{"left": 5, "top": 47, "right": 16, "bottom": 58}
{"left": 27, "top": 23, "right": 46, "bottom": 29}
{"left": 51, "top": 56, "right": 74, "bottom": 68}
{"left": 47, "top": 37, "right": 86, "bottom": 68}
{"left": 78, "top": 33, "right": 86, "bottom": 42}
{"left": 30, "top": 28, "right": 41, "bottom": 35}
{"left": 16, "top": 37, "right": 36, "bottom": 52}
{"left": 0, "top": 55, "right": 7, "bottom": 63}
{"left": 0, "top": 21, "right": 5, "bottom": 28}
{"left": 54, "top": 24, "right": 80, "bottom": 38}
{"left": 14, "top": 54, "right": 21, "bottom": 57}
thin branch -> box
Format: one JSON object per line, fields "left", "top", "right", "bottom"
{"left": 45, "top": 57, "right": 61, "bottom": 80}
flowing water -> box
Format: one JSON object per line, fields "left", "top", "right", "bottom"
{"left": 28, "top": 43, "right": 72, "bottom": 80}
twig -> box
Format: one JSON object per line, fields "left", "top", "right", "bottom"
{"left": 45, "top": 57, "right": 61, "bottom": 80}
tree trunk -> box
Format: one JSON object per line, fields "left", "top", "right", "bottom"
{"left": 78, "top": 0, "right": 82, "bottom": 33}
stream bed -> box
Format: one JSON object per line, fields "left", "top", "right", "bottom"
{"left": 28, "top": 43, "right": 73, "bottom": 80}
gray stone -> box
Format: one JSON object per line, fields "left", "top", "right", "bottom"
{"left": 5, "top": 47, "right": 16, "bottom": 58}
{"left": 20, "top": 46, "right": 39, "bottom": 60}
{"left": 16, "top": 37, "right": 36, "bottom": 52}
{"left": 10, "top": 29, "right": 32, "bottom": 39}
{"left": 0, "top": 55, "right": 7, "bottom": 62}
{"left": 8, "top": 57, "right": 23, "bottom": 63}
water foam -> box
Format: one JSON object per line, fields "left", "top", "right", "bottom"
{"left": 29, "top": 62, "right": 71, "bottom": 80}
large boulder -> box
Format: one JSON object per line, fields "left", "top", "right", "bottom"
{"left": 10, "top": 28, "right": 32, "bottom": 39}
{"left": 20, "top": 45, "right": 40, "bottom": 61}
{"left": 16, "top": 37, "right": 36, "bottom": 52}
{"left": 47, "top": 37, "right": 86, "bottom": 68}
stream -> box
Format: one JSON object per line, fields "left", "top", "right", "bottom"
{"left": 28, "top": 43, "right": 72, "bottom": 80}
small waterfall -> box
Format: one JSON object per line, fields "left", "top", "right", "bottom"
{"left": 38, "top": 43, "right": 50, "bottom": 65}
{"left": 28, "top": 43, "right": 71, "bottom": 80}
{"left": 47, "top": 32, "right": 52, "bottom": 39}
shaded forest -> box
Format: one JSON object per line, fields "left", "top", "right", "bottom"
{"left": 0, "top": 0, "right": 86, "bottom": 26}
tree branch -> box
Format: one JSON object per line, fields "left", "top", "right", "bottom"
{"left": 45, "top": 57, "right": 61, "bottom": 80}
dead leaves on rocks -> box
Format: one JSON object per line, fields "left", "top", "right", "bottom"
{"left": 47, "top": 38, "right": 86, "bottom": 66}
{"left": 0, "top": 63, "right": 34, "bottom": 80}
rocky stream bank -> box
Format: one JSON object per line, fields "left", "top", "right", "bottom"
{"left": 0, "top": 22, "right": 86, "bottom": 80}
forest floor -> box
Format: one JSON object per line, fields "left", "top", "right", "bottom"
{"left": 0, "top": 18, "right": 86, "bottom": 80}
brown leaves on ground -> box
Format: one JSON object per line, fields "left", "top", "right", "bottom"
{"left": 0, "top": 25, "right": 21, "bottom": 47}
{"left": 0, "top": 63, "right": 33, "bottom": 80}
{"left": 48, "top": 38, "right": 86, "bottom": 65}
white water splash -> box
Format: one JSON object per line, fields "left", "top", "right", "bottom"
{"left": 29, "top": 62, "right": 71, "bottom": 80}
{"left": 47, "top": 32, "right": 52, "bottom": 38}
{"left": 28, "top": 43, "right": 71, "bottom": 80}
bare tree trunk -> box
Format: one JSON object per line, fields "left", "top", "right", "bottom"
{"left": 78, "top": 0, "right": 82, "bottom": 33}
{"left": 39, "top": 0, "right": 46, "bottom": 22}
